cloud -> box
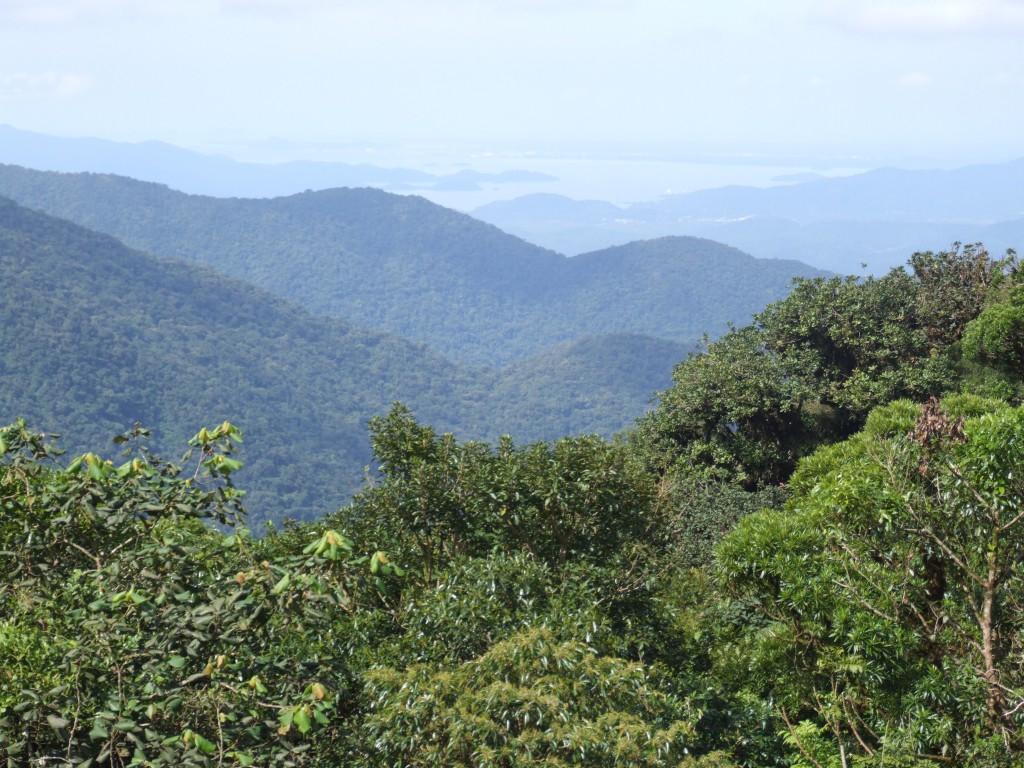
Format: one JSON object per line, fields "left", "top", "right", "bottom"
{"left": 218, "top": 0, "right": 634, "bottom": 16}
{"left": 218, "top": 0, "right": 332, "bottom": 15}
{"left": 897, "top": 71, "right": 931, "bottom": 86}
{"left": 0, "top": 72, "right": 93, "bottom": 98}
{"left": 0, "top": 0, "right": 182, "bottom": 25}
{"left": 819, "top": 0, "right": 1024, "bottom": 35}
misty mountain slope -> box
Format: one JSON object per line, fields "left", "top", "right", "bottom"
{"left": 493, "top": 334, "right": 693, "bottom": 439}
{"left": 0, "top": 164, "right": 826, "bottom": 366}
{"left": 0, "top": 195, "right": 711, "bottom": 524}
{"left": 982, "top": 217, "right": 1024, "bottom": 244}
{"left": 635, "top": 159, "right": 1024, "bottom": 222}
{"left": 0, "top": 195, "right": 498, "bottom": 524}
{"left": 478, "top": 192, "right": 626, "bottom": 224}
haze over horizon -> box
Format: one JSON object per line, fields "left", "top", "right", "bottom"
{"left": 2, "top": 0, "right": 1023, "bottom": 174}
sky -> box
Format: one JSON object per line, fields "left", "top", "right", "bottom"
{"left": 2, "top": 0, "right": 1024, "bottom": 166}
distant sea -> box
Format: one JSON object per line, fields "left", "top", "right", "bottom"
{"left": 201, "top": 138, "right": 882, "bottom": 210}
{"left": 412, "top": 155, "right": 872, "bottom": 211}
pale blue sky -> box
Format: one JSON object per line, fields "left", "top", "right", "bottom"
{"left": 2, "top": 0, "right": 1023, "bottom": 163}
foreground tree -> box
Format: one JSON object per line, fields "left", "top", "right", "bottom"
{"left": 0, "top": 411, "right": 723, "bottom": 766}
{"left": 636, "top": 244, "right": 1015, "bottom": 493}
{"left": 327, "top": 406, "right": 731, "bottom": 764}
{"left": 337, "top": 404, "right": 662, "bottom": 593}
{"left": 716, "top": 396, "right": 1024, "bottom": 765}
{"left": 0, "top": 421, "right": 395, "bottom": 767}
{"left": 634, "top": 326, "right": 817, "bottom": 487}
{"left": 911, "top": 242, "right": 1015, "bottom": 350}
{"left": 359, "top": 626, "right": 698, "bottom": 768}
{"left": 962, "top": 282, "right": 1024, "bottom": 387}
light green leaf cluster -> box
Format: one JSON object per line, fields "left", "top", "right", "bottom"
{"left": 716, "top": 396, "right": 1024, "bottom": 764}
{"left": 361, "top": 627, "right": 697, "bottom": 768}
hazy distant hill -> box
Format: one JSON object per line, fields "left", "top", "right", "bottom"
{"left": 0, "top": 196, "right": 698, "bottom": 524}
{"left": 636, "top": 160, "right": 1024, "bottom": 222}
{"left": 494, "top": 334, "right": 692, "bottom": 439}
{"left": 474, "top": 159, "right": 1024, "bottom": 272}
{"left": 0, "top": 124, "right": 555, "bottom": 198}
{"left": 0, "top": 165, "right": 825, "bottom": 366}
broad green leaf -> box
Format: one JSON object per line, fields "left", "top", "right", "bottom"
{"left": 193, "top": 733, "right": 216, "bottom": 755}
{"left": 270, "top": 572, "right": 291, "bottom": 594}
{"left": 294, "top": 708, "right": 312, "bottom": 734}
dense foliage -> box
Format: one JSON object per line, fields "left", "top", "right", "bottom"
{"left": 0, "top": 411, "right": 710, "bottom": 767}
{"left": 716, "top": 395, "right": 1024, "bottom": 763}
{"left": 0, "top": 421, "right": 369, "bottom": 766}
{"left": 635, "top": 243, "right": 1014, "bottom": 488}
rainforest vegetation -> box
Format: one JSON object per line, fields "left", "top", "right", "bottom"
{"left": 5, "top": 239, "right": 1024, "bottom": 766}
{"left": 0, "top": 195, "right": 694, "bottom": 526}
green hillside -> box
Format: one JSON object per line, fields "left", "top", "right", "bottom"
{"left": 493, "top": 333, "right": 692, "bottom": 438}
{"left": 0, "top": 195, "right": 487, "bottom": 525}
{"left": 0, "top": 164, "right": 825, "bottom": 366}
{"left": 0, "top": 196, "right": 695, "bottom": 525}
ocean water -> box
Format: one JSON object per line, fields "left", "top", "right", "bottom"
{"left": 411, "top": 155, "right": 872, "bottom": 211}
{"left": 209, "top": 138, "right": 875, "bottom": 211}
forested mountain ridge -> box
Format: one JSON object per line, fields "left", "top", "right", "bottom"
{"left": 492, "top": 333, "right": 691, "bottom": 439}
{"left": 0, "top": 195, "right": 690, "bottom": 525}
{"left": 0, "top": 194, "right": 469, "bottom": 523}
{"left": 0, "top": 163, "right": 826, "bottom": 366}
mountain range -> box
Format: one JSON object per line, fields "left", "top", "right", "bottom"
{"left": 0, "top": 124, "right": 556, "bottom": 198}
{"left": 0, "top": 164, "right": 823, "bottom": 366}
{"left": 4, "top": 124, "right": 1021, "bottom": 277}
{"left": 0, "top": 195, "right": 702, "bottom": 526}
{"left": 473, "top": 158, "right": 1024, "bottom": 273}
